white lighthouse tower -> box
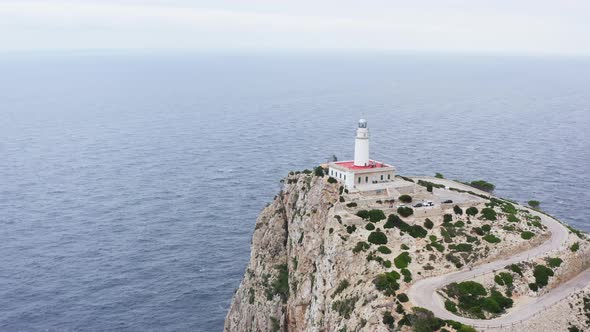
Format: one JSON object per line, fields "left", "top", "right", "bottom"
{"left": 327, "top": 118, "right": 396, "bottom": 191}
{"left": 354, "top": 118, "right": 370, "bottom": 166}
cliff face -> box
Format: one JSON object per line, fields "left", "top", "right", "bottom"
{"left": 225, "top": 171, "right": 589, "bottom": 332}
{"left": 225, "top": 172, "right": 346, "bottom": 331}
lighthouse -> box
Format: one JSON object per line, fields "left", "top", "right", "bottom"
{"left": 327, "top": 118, "right": 396, "bottom": 191}
{"left": 354, "top": 118, "right": 370, "bottom": 166}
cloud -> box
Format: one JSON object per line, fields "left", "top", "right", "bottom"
{"left": 0, "top": 0, "right": 588, "bottom": 54}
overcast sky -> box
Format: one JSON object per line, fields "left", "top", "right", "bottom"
{"left": 1, "top": 0, "right": 589, "bottom": 55}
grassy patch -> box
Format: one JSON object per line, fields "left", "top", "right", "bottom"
{"left": 521, "top": 231, "right": 535, "bottom": 240}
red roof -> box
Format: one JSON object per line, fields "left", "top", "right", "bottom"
{"left": 333, "top": 160, "right": 391, "bottom": 170}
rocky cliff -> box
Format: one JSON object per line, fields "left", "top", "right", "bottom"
{"left": 225, "top": 171, "right": 347, "bottom": 331}
{"left": 224, "top": 171, "right": 590, "bottom": 332}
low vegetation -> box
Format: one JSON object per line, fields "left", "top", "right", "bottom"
{"left": 469, "top": 180, "right": 495, "bottom": 193}
{"left": 394, "top": 252, "right": 412, "bottom": 269}
{"left": 398, "top": 194, "right": 412, "bottom": 203}
{"left": 368, "top": 231, "right": 388, "bottom": 245}
{"left": 397, "top": 206, "right": 414, "bottom": 217}
{"left": 444, "top": 281, "right": 513, "bottom": 319}
{"left": 373, "top": 271, "right": 400, "bottom": 296}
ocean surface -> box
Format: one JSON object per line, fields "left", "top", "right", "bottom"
{"left": 1, "top": 52, "right": 589, "bottom": 331}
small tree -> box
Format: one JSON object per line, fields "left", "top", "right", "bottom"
{"left": 314, "top": 166, "right": 325, "bottom": 177}
{"left": 397, "top": 206, "right": 414, "bottom": 218}
{"left": 528, "top": 200, "right": 541, "bottom": 209}
{"left": 399, "top": 195, "right": 412, "bottom": 203}
{"left": 435, "top": 173, "right": 444, "bottom": 179}
{"left": 453, "top": 205, "right": 463, "bottom": 215}
{"left": 427, "top": 183, "right": 433, "bottom": 192}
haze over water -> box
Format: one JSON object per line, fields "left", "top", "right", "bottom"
{"left": 1, "top": 53, "right": 589, "bottom": 331}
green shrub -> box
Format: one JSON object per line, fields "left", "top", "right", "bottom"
{"left": 472, "top": 227, "right": 484, "bottom": 236}
{"left": 509, "top": 264, "right": 523, "bottom": 276}
{"left": 533, "top": 265, "right": 554, "bottom": 288}
{"left": 454, "top": 205, "right": 463, "bottom": 215}
{"left": 481, "top": 208, "right": 497, "bottom": 221}
{"left": 346, "top": 225, "right": 356, "bottom": 234}
{"left": 445, "top": 300, "right": 457, "bottom": 313}
{"left": 424, "top": 218, "right": 434, "bottom": 229}
{"left": 267, "top": 264, "right": 289, "bottom": 303}
{"left": 397, "top": 293, "right": 409, "bottom": 302}
{"left": 394, "top": 252, "right": 411, "bottom": 269}
{"left": 270, "top": 316, "right": 280, "bottom": 332}
{"left": 454, "top": 220, "right": 465, "bottom": 228}
{"left": 447, "top": 281, "right": 487, "bottom": 298}
{"left": 397, "top": 206, "right": 414, "bottom": 217}
{"left": 401, "top": 268, "right": 412, "bottom": 282}
{"left": 483, "top": 234, "right": 501, "bottom": 243}
{"left": 410, "top": 225, "right": 428, "bottom": 238}
{"left": 407, "top": 307, "right": 444, "bottom": 332}
{"left": 377, "top": 246, "right": 392, "bottom": 254}
{"left": 339, "top": 196, "right": 345, "bottom": 202}
{"left": 507, "top": 214, "right": 520, "bottom": 223}
{"left": 399, "top": 195, "right": 412, "bottom": 203}
{"left": 443, "top": 214, "right": 453, "bottom": 223}
{"left": 383, "top": 260, "right": 392, "bottom": 268}
{"left": 356, "top": 210, "right": 370, "bottom": 219}
{"left": 435, "top": 173, "right": 444, "bottom": 179}
{"left": 466, "top": 207, "right": 478, "bottom": 216}
{"left": 368, "top": 231, "right": 388, "bottom": 245}
{"left": 314, "top": 166, "right": 325, "bottom": 177}
{"left": 528, "top": 200, "right": 540, "bottom": 208}
{"left": 469, "top": 180, "right": 495, "bottom": 192}
{"left": 401, "top": 243, "right": 410, "bottom": 250}
{"left": 427, "top": 183, "right": 433, "bottom": 192}
{"left": 382, "top": 311, "right": 395, "bottom": 328}
{"left": 497, "top": 272, "right": 513, "bottom": 286}
{"left": 332, "top": 295, "right": 359, "bottom": 319}
{"left": 365, "top": 223, "right": 375, "bottom": 231}
{"left": 367, "top": 209, "right": 386, "bottom": 222}
{"left": 332, "top": 279, "right": 350, "bottom": 298}
{"left": 547, "top": 257, "right": 563, "bottom": 268}
{"left": 449, "top": 243, "right": 473, "bottom": 252}
{"left": 521, "top": 231, "right": 535, "bottom": 240}
{"left": 528, "top": 283, "right": 538, "bottom": 291}
{"left": 346, "top": 202, "right": 357, "bottom": 208}
{"left": 352, "top": 241, "right": 370, "bottom": 253}
{"left": 481, "top": 224, "right": 491, "bottom": 232}
{"left": 384, "top": 214, "right": 405, "bottom": 229}
{"left": 501, "top": 203, "right": 517, "bottom": 215}
{"left": 327, "top": 177, "right": 338, "bottom": 184}
{"left": 571, "top": 242, "right": 580, "bottom": 252}
{"left": 373, "top": 271, "right": 400, "bottom": 296}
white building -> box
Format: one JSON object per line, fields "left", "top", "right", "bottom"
{"left": 328, "top": 119, "right": 396, "bottom": 191}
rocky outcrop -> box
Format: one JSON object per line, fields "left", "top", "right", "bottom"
{"left": 225, "top": 172, "right": 342, "bottom": 331}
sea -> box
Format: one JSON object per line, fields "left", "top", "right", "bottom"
{"left": 1, "top": 52, "right": 589, "bottom": 331}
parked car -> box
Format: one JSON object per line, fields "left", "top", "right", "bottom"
{"left": 442, "top": 199, "right": 453, "bottom": 204}
{"left": 413, "top": 203, "right": 423, "bottom": 208}
{"left": 425, "top": 201, "right": 434, "bottom": 207}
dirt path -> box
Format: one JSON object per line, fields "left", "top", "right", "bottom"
{"left": 406, "top": 178, "right": 583, "bottom": 329}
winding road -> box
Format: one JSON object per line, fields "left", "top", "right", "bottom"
{"left": 406, "top": 177, "right": 589, "bottom": 329}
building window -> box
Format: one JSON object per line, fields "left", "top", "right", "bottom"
{"left": 365, "top": 176, "right": 368, "bottom": 183}
{"left": 344, "top": 175, "right": 346, "bottom": 180}
{"left": 388, "top": 174, "right": 391, "bottom": 180}
{"left": 358, "top": 177, "right": 361, "bottom": 183}
{"left": 380, "top": 175, "right": 383, "bottom": 181}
